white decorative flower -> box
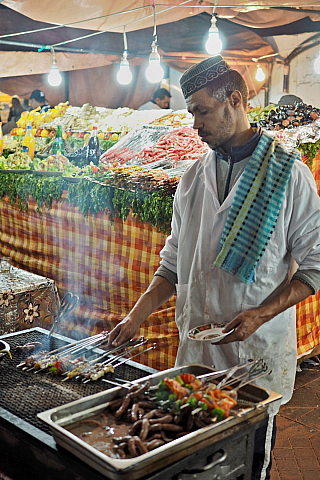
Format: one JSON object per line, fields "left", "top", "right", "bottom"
{"left": 23, "top": 302, "right": 40, "bottom": 324}
{"left": 0, "top": 291, "right": 14, "bottom": 307}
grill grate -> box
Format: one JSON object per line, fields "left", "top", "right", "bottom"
{"left": 0, "top": 330, "right": 154, "bottom": 436}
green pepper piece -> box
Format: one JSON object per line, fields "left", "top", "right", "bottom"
{"left": 172, "top": 399, "right": 183, "bottom": 414}
{"left": 168, "top": 393, "right": 177, "bottom": 404}
{"left": 198, "top": 401, "right": 208, "bottom": 411}
{"left": 211, "top": 408, "right": 224, "bottom": 421}
{"left": 49, "top": 367, "right": 59, "bottom": 375}
{"left": 157, "top": 379, "right": 168, "bottom": 390}
{"left": 175, "top": 375, "right": 184, "bottom": 385}
{"left": 186, "top": 396, "right": 198, "bottom": 408}
{"left": 155, "top": 390, "right": 170, "bottom": 401}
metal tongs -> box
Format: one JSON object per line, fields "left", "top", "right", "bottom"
{"left": 197, "top": 359, "right": 258, "bottom": 384}
{"left": 218, "top": 359, "right": 271, "bottom": 391}
{"left": 49, "top": 292, "right": 79, "bottom": 337}
{"left": 198, "top": 358, "right": 271, "bottom": 391}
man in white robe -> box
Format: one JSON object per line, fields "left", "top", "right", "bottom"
{"left": 110, "top": 55, "right": 320, "bottom": 479}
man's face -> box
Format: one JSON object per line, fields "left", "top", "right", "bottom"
{"left": 156, "top": 95, "right": 170, "bottom": 109}
{"left": 29, "top": 98, "right": 38, "bottom": 110}
{"left": 186, "top": 88, "right": 236, "bottom": 150}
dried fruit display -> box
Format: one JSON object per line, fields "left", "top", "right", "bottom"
{"left": 259, "top": 102, "right": 320, "bottom": 130}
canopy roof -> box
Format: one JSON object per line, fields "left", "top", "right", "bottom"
{"left": 0, "top": 2, "right": 319, "bottom": 108}
{"left": 2, "top": 0, "right": 320, "bottom": 32}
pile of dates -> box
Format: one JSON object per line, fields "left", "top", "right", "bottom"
{"left": 259, "top": 102, "right": 320, "bottom": 130}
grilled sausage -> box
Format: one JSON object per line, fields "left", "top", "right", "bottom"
{"left": 131, "top": 403, "right": 139, "bottom": 423}
{"left": 128, "top": 437, "right": 139, "bottom": 457}
{"left": 112, "top": 436, "right": 132, "bottom": 444}
{"left": 128, "top": 419, "right": 142, "bottom": 436}
{"left": 134, "top": 436, "right": 149, "bottom": 455}
{"left": 149, "top": 423, "right": 183, "bottom": 432}
{"left": 145, "top": 439, "right": 165, "bottom": 451}
{"left": 116, "top": 448, "right": 126, "bottom": 459}
{"left": 149, "top": 414, "right": 173, "bottom": 424}
{"left": 115, "top": 395, "right": 132, "bottom": 418}
{"left": 139, "top": 418, "right": 150, "bottom": 441}
{"left": 161, "top": 431, "right": 173, "bottom": 443}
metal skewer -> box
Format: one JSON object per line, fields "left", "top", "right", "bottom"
{"left": 113, "top": 343, "right": 156, "bottom": 368}
{"left": 81, "top": 339, "right": 150, "bottom": 384}
{"left": 220, "top": 360, "right": 269, "bottom": 390}
{"left": 16, "top": 332, "right": 109, "bottom": 368}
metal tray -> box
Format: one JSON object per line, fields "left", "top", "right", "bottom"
{"left": 38, "top": 364, "right": 282, "bottom": 480}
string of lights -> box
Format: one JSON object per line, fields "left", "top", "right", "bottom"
{"left": 1, "top": 2, "right": 319, "bottom": 87}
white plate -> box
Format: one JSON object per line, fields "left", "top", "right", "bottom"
{"left": 188, "top": 322, "right": 234, "bottom": 343}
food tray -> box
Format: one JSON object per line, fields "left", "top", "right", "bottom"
{"left": 62, "top": 176, "right": 82, "bottom": 183}
{"left": 33, "top": 170, "right": 63, "bottom": 176}
{"left": 38, "top": 363, "right": 282, "bottom": 480}
{"left": 0, "top": 169, "right": 31, "bottom": 173}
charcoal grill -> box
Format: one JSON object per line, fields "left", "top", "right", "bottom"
{"left": 0, "top": 328, "right": 280, "bottom": 480}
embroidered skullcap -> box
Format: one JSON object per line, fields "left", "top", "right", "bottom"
{"left": 180, "top": 55, "right": 233, "bottom": 99}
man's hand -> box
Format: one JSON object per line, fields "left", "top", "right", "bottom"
{"left": 215, "top": 279, "right": 313, "bottom": 345}
{"left": 109, "top": 315, "right": 141, "bottom": 347}
{"left": 109, "top": 275, "right": 175, "bottom": 347}
{"left": 217, "top": 307, "right": 266, "bottom": 344}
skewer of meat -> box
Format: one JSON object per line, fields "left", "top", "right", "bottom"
{"left": 63, "top": 337, "right": 147, "bottom": 382}
{"left": 17, "top": 332, "right": 109, "bottom": 369}
{"left": 81, "top": 340, "right": 151, "bottom": 383}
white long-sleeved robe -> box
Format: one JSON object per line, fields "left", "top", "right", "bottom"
{"left": 159, "top": 148, "right": 320, "bottom": 413}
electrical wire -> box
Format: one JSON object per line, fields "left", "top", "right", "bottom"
{"left": 0, "top": 5, "right": 151, "bottom": 41}
{"left": 51, "top": 0, "right": 195, "bottom": 48}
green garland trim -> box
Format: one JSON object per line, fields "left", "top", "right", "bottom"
{"left": 0, "top": 173, "right": 173, "bottom": 234}
{"left": 297, "top": 138, "right": 320, "bottom": 168}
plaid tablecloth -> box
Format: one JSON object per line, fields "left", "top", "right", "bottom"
{"left": 0, "top": 194, "right": 178, "bottom": 370}
{"left": 0, "top": 170, "right": 319, "bottom": 367}
{"left": 296, "top": 150, "right": 320, "bottom": 360}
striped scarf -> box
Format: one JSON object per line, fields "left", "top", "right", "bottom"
{"left": 214, "top": 131, "right": 298, "bottom": 283}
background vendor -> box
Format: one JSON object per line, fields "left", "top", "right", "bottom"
{"left": 29, "top": 89, "right": 51, "bottom": 113}
{"left": 138, "top": 88, "right": 171, "bottom": 111}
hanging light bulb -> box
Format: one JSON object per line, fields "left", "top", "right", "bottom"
{"left": 205, "top": 15, "right": 223, "bottom": 55}
{"left": 146, "top": 4, "right": 164, "bottom": 83}
{"left": 48, "top": 47, "right": 62, "bottom": 87}
{"left": 117, "top": 52, "right": 133, "bottom": 85}
{"left": 117, "top": 29, "right": 132, "bottom": 85}
{"left": 255, "top": 63, "right": 265, "bottom": 82}
{"left": 146, "top": 41, "right": 164, "bottom": 83}
{"left": 314, "top": 50, "right": 320, "bottom": 74}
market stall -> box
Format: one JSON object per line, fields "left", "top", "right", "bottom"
{"left": 1, "top": 102, "right": 320, "bottom": 370}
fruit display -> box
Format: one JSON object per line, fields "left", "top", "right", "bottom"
{"left": 247, "top": 104, "right": 276, "bottom": 123}
{"left": 17, "top": 102, "right": 70, "bottom": 129}
{"left": 259, "top": 102, "right": 320, "bottom": 130}
{"left": 40, "top": 104, "right": 173, "bottom": 133}
{"left": 150, "top": 110, "right": 193, "bottom": 128}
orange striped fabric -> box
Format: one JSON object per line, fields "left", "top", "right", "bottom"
{"left": 0, "top": 194, "right": 178, "bottom": 370}
{"left": 296, "top": 151, "right": 320, "bottom": 359}
{"left": 1, "top": 151, "right": 320, "bottom": 367}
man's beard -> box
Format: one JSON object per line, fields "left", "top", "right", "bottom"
{"left": 198, "top": 105, "right": 233, "bottom": 150}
